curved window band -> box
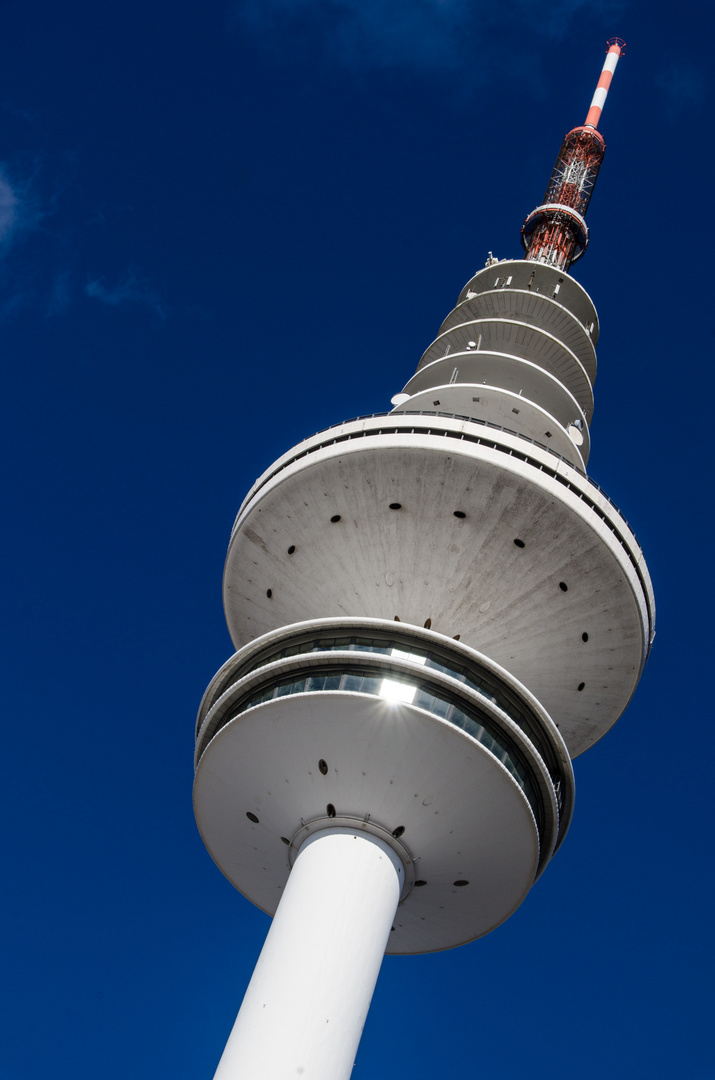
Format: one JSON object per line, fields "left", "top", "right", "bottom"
{"left": 213, "top": 668, "right": 546, "bottom": 835}
{"left": 225, "top": 635, "right": 562, "bottom": 800}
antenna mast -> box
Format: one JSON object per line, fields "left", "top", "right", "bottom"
{"left": 521, "top": 38, "right": 626, "bottom": 271}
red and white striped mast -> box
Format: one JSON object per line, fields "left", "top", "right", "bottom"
{"left": 521, "top": 38, "right": 626, "bottom": 271}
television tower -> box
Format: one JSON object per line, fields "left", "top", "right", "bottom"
{"left": 194, "top": 38, "right": 653, "bottom": 1079}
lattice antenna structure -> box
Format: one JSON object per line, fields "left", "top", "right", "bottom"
{"left": 521, "top": 39, "right": 626, "bottom": 271}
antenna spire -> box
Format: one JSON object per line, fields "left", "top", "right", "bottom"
{"left": 584, "top": 38, "right": 626, "bottom": 129}
{"left": 520, "top": 39, "right": 626, "bottom": 272}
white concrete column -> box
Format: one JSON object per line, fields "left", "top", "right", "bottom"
{"left": 213, "top": 827, "right": 405, "bottom": 1080}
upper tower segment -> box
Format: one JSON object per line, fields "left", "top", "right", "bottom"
{"left": 521, "top": 39, "right": 626, "bottom": 271}
{"left": 218, "top": 40, "right": 653, "bottom": 762}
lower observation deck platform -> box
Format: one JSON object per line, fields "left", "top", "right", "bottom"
{"left": 194, "top": 619, "right": 574, "bottom": 953}
{"left": 224, "top": 413, "right": 654, "bottom": 757}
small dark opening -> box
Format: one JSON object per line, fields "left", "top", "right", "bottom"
{"left": 582, "top": 632, "right": 589, "bottom": 642}
{"left": 246, "top": 812, "right": 259, "bottom": 824}
{"left": 453, "top": 510, "right": 466, "bottom": 519}
{"left": 423, "top": 618, "right": 431, "bottom": 629}
{"left": 392, "top": 825, "right": 405, "bottom": 839}
{"left": 394, "top": 615, "right": 401, "bottom": 622}
{"left": 287, "top": 545, "right": 296, "bottom": 554}
{"left": 453, "top": 880, "right": 469, "bottom": 887}
{"left": 453, "top": 634, "right": 461, "bottom": 641}
{"left": 559, "top": 582, "right": 568, "bottom": 592}
{"left": 513, "top": 538, "right": 525, "bottom": 548}
{"left": 330, "top": 514, "right": 341, "bottom": 523}
{"left": 414, "top": 880, "right": 427, "bottom": 887}
{"left": 433, "top": 400, "right": 441, "bottom": 406}
{"left": 280, "top": 836, "right": 290, "bottom": 846}
{"left": 318, "top": 759, "right": 328, "bottom": 775}
{"left": 266, "top": 589, "right": 272, "bottom": 598}
{"left": 389, "top": 502, "right": 402, "bottom": 510}
{"left": 577, "top": 682, "right": 585, "bottom": 692}
{"left": 326, "top": 803, "right": 336, "bottom": 818}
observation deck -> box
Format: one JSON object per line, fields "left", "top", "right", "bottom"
{"left": 395, "top": 259, "right": 599, "bottom": 466}
{"left": 222, "top": 408, "right": 653, "bottom": 757}
{"left": 194, "top": 618, "right": 574, "bottom": 952}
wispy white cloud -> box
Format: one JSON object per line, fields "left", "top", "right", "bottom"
{"left": 233, "top": 0, "right": 626, "bottom": 76}
{"left": 0, "top": 163, "right": 43, "bottom": 252}
{"left": 85, "top": 270, "right": 166, "bottom": 319}
{"left": 0, "top": 171, "right": 20, "bottom": 243}
{"left": 0, "top": 161, "right": 49, "bottom": 315}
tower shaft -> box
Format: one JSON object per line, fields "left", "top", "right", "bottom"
{"left": 213, "top": 829, "right": 403, "bottom": 1080}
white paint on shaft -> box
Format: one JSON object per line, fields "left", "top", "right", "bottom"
{"left": 213, "top": 827, "right": 404, "bottom": 1080}
{"left": 589, "top": 86, "right": 609, "bottom": 111}
{"left": 589, "top": 50, "right": 619, "bottom": 111}
{"left": 603, "top": 49, "right": 620, "bottom": 75}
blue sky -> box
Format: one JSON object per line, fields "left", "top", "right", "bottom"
{"left": 1, "top": 1, "right": 713, "bottom": 1077}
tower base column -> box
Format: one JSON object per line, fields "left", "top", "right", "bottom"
{"left": 213, "top": 826, "right": 405, "bottom": 1080}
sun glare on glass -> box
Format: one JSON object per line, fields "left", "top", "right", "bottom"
{"left": 379, "top": 679, "right": 417, "bottom": 704}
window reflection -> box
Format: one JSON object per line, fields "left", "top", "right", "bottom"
{"left": 234, "top": 668, "right": 541, "bottom": 823}
{"left": 258, "top": 634, "right": 546, "bottom": 755}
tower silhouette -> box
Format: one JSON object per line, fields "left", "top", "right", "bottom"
{"left": 194, "top": 39, "right": 654, "bottom": 1079}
